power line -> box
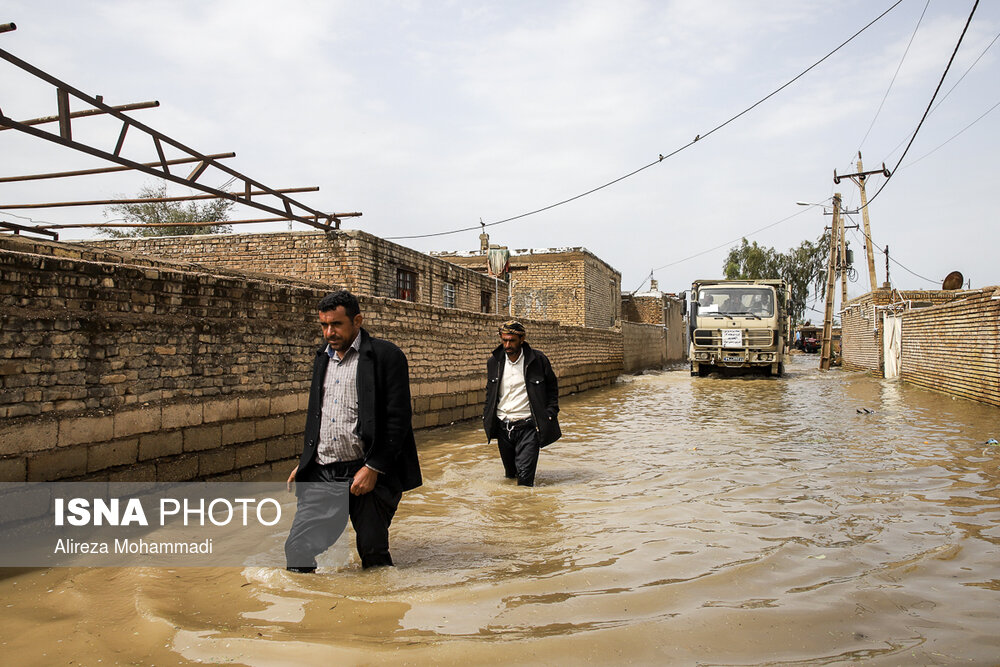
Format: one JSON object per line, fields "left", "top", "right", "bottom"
{"left": 628, "top": 204, "right": 822, "bottom": 293}
{"left": 855, "top": 0, "right": 931, "bottom": 157}
{"left": 903, "top": 98, "right": 1000, "bottom": 168}
{"left": 866, "top": 0, "right": 981, "bottom": 208}
{"left": 880, "top": 27, "right": 1000, "bottom": 168}
{"left": 848, "top": 224, "right": 939, "bottom": 286}
{"left": 386, "top": 1, "right": 904, "bottom": 242}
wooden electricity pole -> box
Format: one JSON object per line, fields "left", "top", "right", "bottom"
{"left": 820, "top": 193, "right": 842, "bottom": 370}
{"left": 834, "top": 153, "right": 889, "bottom": 293}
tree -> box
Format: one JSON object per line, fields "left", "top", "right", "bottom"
{"left": 100, "top": 183, "right": 233, "bottom": 237}
{"left": 722, "top": 233, "right": 828, "bottom": 325}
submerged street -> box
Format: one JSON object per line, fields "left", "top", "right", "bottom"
{"left": 2, "top": 354, "right": 999, "bottom": 665}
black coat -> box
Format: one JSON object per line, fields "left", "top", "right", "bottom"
{"left": 483, "top": 342, "right": 561, "bottom": 447}
{"left": 296, "top": 328, "right": 422, "bottom": 492}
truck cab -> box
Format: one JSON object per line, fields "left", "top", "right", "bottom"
{"left": 688, "top": 279, "right": 790, "bottom": 377}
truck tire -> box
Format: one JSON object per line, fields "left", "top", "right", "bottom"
{"left": 690, "top": 363, "right": 698, "bottom": 377}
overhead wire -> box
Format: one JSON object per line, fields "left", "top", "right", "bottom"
{"left": 854, "top": 0, "right": 931, "bottom": 158}
{"left": 865, "top": 0, "right": 981, "bottom": 209}
{"left": 903, "top": 98, "right": 1000, "bottom": 168}
{"left": 386, "top": 1, "right": 904, "bottom": 242}
{"left": 629, "top": 202, "right": 826, "bottom": 293}
{"left": 879, "top": 26, "right": 1000, "bottom": 168}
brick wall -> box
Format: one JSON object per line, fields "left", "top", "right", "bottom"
{"left": 85, "top": 230, "right": 509, "bottom": 314}
{"left": 898, "top": 287, "right": 1000, "bottom": 408}
{"left": 0, "top": 235, "right": 621, "bottom": 482}
{"left": 440, "top": 248, "right": 621, "bottom": 328}
{"left": 841, "top": 289, "right": 959, "bottom": 376}
{"left": 622, "top": 322, "right": 666, "bottom": 372}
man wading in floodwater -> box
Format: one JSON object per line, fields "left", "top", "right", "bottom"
{"left": 483, "top": 320, "right": 560, "bottom": 486}
{"left": 284, "top": 291, "right": 422, "bottom": 571}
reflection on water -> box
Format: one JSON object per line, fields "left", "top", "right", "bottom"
{"left": 2, "top": 355, "right": 999, "bottom": 665}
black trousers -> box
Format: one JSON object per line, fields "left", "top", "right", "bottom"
{"left": 497, "top": 422, "right": 541, "bottom": 486}
{"left": 284, "top": 460, "right": 401, "bottom": 569}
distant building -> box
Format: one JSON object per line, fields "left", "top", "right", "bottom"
{"left": 434, "top": 244, "right": 621, "bottom": 329}
{"left": 621, "top": 279, "right": 687, "bottom": 361}
{"left": 84, "top": 229, "right": 509, "bottom": 314}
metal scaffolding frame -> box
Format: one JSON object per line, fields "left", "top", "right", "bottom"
{"left": 0, "top": 24, "right": 360, "bottom": 241}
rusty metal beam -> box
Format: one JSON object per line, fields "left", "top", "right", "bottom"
{"left": 35, "top": 212, "right": 363, "bottom": 230}
{"left": 0, "top": 100, "right": 160, "bottom": 132}
{"left": 56, "top": 88, "right": 71, "bottom": 140}
{"left": 0, "top": 219, "right": 58, "bottom": 239}
{"left": 0, "top": 44, "right": 341, "bottom": 232}
{"left": 0, "top": 186, "right": 320, "bottom": 210}
{"left": 0, "top": 23, "right": 15, "bottom": 34}
{"left": 0, "top": 152, "right": 236, "bottom": 183}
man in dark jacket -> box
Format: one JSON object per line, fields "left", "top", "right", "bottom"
{"left": 285, "top": 291, "right": 421, "bottom": 571}
{"left": 483, "top": 320, "right": 560, "bottom": 486}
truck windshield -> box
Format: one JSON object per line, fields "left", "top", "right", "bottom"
{"left": 697, "top": 287, "right": 774, "bottom": 317}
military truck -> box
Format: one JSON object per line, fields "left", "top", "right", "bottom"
{"left": 688, "top": 279, "right": 790, "bottom": 377}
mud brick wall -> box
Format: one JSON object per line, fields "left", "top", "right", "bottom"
{"left": 85, "top": 230, "right": 509, "bottom": 314}
{"left": 442, "top": 248, "right": 621, "bottom": 329}
{"left": 841, "top": 289, "right": 959, "bottom": 376}
{"left": 841, "top": 292, "right": 887, "bottom": 374}
{"left": 0, "top": 236, "right": 622, "bottom": 483}
{"left": 622, "top": 322, "right": 666, "bottom": 373}
{"left": 899, "top": 287, "right": 1000, "bottom": 408}
{"left": 623, "top": 294, "right": 664, "bottom": 325}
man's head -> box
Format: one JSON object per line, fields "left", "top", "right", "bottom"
{"left": 498, "top": 320, "right": 526, "bottom": 360}
{"left": 318, "top": 291, "right": 362, "bottom": 354}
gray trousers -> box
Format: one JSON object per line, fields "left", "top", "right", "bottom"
{"left": 497, "top": 422, "right": 541, "bottom": 486}
{"left": 284, "top": 460, "right": 401, "bottom": 569}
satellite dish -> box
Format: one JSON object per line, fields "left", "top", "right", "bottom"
{"left": 942, "top": 271, "right": 963, "bottom": 290}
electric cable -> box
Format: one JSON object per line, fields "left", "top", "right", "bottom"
{"left": 855, "top": 0, "right": 931, "bottom": 158}
{"left": 386, "top": 1, "right": 903, "bottom": 242}
{"left": 865, "top": 0, "right": 980, "bottom": 209}
{"left": 848, "top": 226, "right": 939, "bottom": 285}
{"left": 879, "top": 26, "right": 1000, "bottom": 167}
{"left": 902, "top": 98, "right": 1000, "bottom": 169}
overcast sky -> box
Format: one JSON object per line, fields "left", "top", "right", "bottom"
{"left": 1, "top": 1, "right": 996, "bottom": 310}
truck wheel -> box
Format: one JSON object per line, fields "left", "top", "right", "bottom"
{"left": 690, "top": 363, "right": 698, "bottom": 377}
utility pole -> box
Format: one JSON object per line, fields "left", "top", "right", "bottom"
{"left": 839, "top": 210, "right": 848, "bottom": 307}
{"left": 834, "top": 154, "right": 889, "bottom": 293}
{"left": 820, "top": 193, "right": 842, "bottom": 370}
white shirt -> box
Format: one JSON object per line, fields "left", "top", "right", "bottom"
{"left": 497, "top": 352, "right": 532, "bottom": 421}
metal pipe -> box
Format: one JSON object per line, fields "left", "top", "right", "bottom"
{"left": 0, "top": 100, "right": 160, "bottom": 132}
{"left": 0, "top": 152, "right": 236, "bottom": 183}
{"left": 0, "top": 219, "right": 58, "bottom": 239}
{"left": 0, "top": 23, "right": 15, "bottom": 34}
{"left": 0, "top": 186, "right": 321, "bottom": 210}
{"left": 37, "top": 212, "right": 361, "bottom": 230}
{"left": 0, "top": 45, "right": 340, "bottom": 231}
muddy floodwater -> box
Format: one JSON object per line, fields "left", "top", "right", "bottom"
{"left": 2, "top": 355, "right": 999, "bottom": 665}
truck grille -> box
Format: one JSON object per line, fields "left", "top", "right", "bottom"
{"left": 693, "top": 329, "right": 774, "bottom": 347}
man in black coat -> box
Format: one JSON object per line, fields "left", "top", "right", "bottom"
{"left": 483, "top": 320, "right": 560, "bottom": 486}
{"left": 285, "top": 291, "right": 421, "bottom": 571}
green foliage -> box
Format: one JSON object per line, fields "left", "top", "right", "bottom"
{"left": 100, "top": 183, "right": 233, "bottom": 237}
{"left": 722, "top": 233, "right": 829, "bottom": 324}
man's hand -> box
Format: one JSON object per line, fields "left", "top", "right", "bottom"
{"left": 350, "top": 466, "right": 378, "bottom": 495}
{"left": 286, "top": 465, "right": 298, "bottom": 492}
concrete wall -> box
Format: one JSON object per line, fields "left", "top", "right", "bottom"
{"left": 0, "top": 235, "right": 621, "bottom": 482}
{"left": 898, "top": 287, "right": 1000, "bottom": 408}
{"left": 622, "top": 322, "right": 666, "bottom": 373}
{"left": 85, "top": 230, "right": 510, "bottom": 315}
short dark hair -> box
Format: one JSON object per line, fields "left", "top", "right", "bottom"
{"left": 318, "top": 290, "right": 360, "bottom": 318}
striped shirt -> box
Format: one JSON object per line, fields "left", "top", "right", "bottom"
{"left": 316, "top": 335, "right": 364, "bottom": 464}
